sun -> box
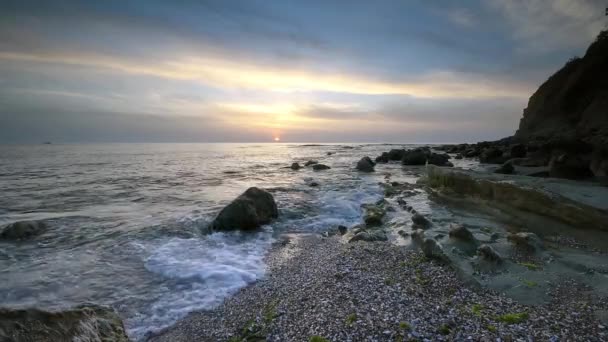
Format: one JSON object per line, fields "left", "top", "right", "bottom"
{"left": 274, "top": 137, "right": 280, "bottom": 142}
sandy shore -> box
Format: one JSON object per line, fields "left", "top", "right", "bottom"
{"left": 149, "top": 234, "right": 607, "bottom": 341}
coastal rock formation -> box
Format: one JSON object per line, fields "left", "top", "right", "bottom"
{"left": 312, "top": 164, "right": 331, "bottom": 171}
{"left": 375, "top": 152, "right": 389, "bottom": 163}
{"left": 211, "top": 187, "right": 278, "bottom": 231}
{"left": 448, "top": 224, "right": 475, "bottom": 242}
{"left": 0, "top": 220, "right": 47, "bottom": 240}
{"left": 0, "top": 304, "right": 130, "bottom": 342}
{"left": 356, "top": 156, "right": 375, "bottom": 172}
{"left": 548, "top": 153, "right": 592, "bottom": 180}
{"left": 515, "top": 31, "right": 608, "bottom": 148}
{"left": 402, "top": 149, "right": 428, "bottom": 165}
{"left": 477, "top": 244, "right": 502, "bottom": 263}
{"left": 387, "top": 149, "right": 406, "bottom": 161}
{"left": 304, "top": 160, "right": 318, "bottom": 166}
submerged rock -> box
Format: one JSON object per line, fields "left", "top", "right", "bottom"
{"left": 0, "top": 220, "right": 47, "bottom": 240}
{"left": 507, "top": 232, "right": 543, "bottom": 251}
{"left": 448, "top": 224, "right": 475, "bottom": 242}
{"left": 477, "top": 244, "right": 502, "bottom": 263}
{"left": 356, "top": 156, "right": 375, "bottom": 172}
{"left": 412, "top": 213, "right": 431, "bottom": 228}
{"left": 290, "top": 162, "right": 301, "bottom": 170}
{"left": 211, "top": 187, "right": 278, "bottom": 231}
{"left": 0, "top": 304, "right": 130, "bottom": 342}
{"left": 312, "top": 164, "right": 331, "bottom": 171}
{"left": 304, "top": 160, "right": 318, "bottom": 166}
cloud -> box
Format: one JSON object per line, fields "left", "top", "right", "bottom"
{"left": 447, "top": 8, "right": 478, "bottom": 28}
{"left": 489, "top": 0, "right": 605, "bottom": 53}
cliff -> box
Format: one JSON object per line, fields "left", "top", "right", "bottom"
{"left": 515, "top": 30, "right": 608, "bottom": 147}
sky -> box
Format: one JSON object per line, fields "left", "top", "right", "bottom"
{"left": 0, "top": 0, "right": 606, "bottom": 143}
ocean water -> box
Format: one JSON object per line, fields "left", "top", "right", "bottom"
{"left": 0, "top": 143, "right": 406, "bottom": 340}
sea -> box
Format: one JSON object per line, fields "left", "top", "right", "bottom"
{"left": 1, "top": 143, "right": 475, "bottom": 340}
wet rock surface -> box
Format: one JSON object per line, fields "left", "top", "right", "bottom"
{"left": 355, "top": 156, "right": 375, "bottom": 172}
{"left": 211, "top": 187, "right": 278, "bottom": 231}
{"left": 0, "top": 220, "right": 47, "bottom": 240}
{"left": 312, "top": 164, "right": 331, "bottom": 171}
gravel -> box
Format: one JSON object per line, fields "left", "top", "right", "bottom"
{"left": 149, "top": 234, "right": 608, "bottom": 342}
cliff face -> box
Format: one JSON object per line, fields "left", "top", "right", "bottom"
{"left": 515, "top": 31, "right": 608, "bottom": 147}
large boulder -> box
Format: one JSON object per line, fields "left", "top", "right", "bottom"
{"left": 477, "top": 244, "right": 502, "bottom": 263}
{"left": 412, "top": 213, "right": 431, "bottom": 228}
{"left": 427, "top": 153, "right": 453, "bottom": 167}
{"left": 548, "top": 153, "right": 592, "bottom": 180}
{"left": 211, "top": 187, "right": 278, "bottom": 231}
{"left": 402, "top": 149, "right": 428, "bottom": 165}
{"left": 388, "top": 149, "right": 406, "bottom": 161}
{"left": 0, "top": 304, "right": 130, "bottom": 342}
{"left": 1, "top": 220, "right": 47, "bottom": 240}
{"left": 421, "top": 238, "right": 446, "bottom": 260}
{"left": 479, "top": 148, "right": 505, "bottom": 164}
{"left": 312, "top": 164, "right": 331, "bottom": 171}
{"left": 448, "top": 224, "right": 475, "bottom": 242}
{"left": 356, "top": 156, "right": 375, "bottom": 172}
{"left": 375, "top": 152, "right": 389, "bottom": 164}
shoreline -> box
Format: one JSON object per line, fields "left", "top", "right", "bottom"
{"left": 149, "top": 234, "right": 607, "bottom": 341}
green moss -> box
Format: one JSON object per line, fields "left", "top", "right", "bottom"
{"left": 471, "top": 304, "right": 484, "bottom": 317}
{"left": 496, "top": 312, "right": 529, "bottom": 324}
{"left": 486, "top": 324, "right": 497, "bottom": 333}
{"left": 345, "top": 313, "right": 357, "bottom": 326}
{"left": 521, "top": 279, "right": 538, "bottom": 287}
{"left": 414, "top": 268, "right": 430, "bottom": 285}
{"left": 399, "top": 321, "right": 411, "bottom": 331}
{"left": 518, "top": 262, "right": 541, "bottom": 270}
{"left": 437, "top": 324, "right": 451, "bottom": 335}
{"left": 263, "top": 300, "right": 279, "bottom": 324}
{"left": 309, "top": 336, "right": 329, "bottom": 342}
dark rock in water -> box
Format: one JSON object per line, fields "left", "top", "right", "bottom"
{"left": 388, "top": 149, "right": 406, "bottom": 161}
{"left": 507, "top": 232, "right": 543, "bottom": 251}
{"left": 309, "top": 181, "right": 319, "bottom": 187}
{"left": 510, "top": 144, "right": 527, "bottom": 158}
{"left": 375, "top": 152, "right": 389, "bottom": 163}
{"left": 0, "top": 304, "right": 130, "bottom": 342}
{"left": 514, "top": 30, "right": 608, "bottom": 148}
{"left": 338, "top": 225, "right": 347, "bottom": 235}
{"left": 412, "top": 213, "right": 431, "bottom": 228}
{"left": 464, "top": 149, "right": 480, "bottom": 158}
{"left": 455, "top": 153, "right": 463, "bottom": 160}
{"left": 304, "top": 160, "right": 318, "bottom": 166}
{"left": 211, "top": 187, "right": 278, "bottom": 231}
{"left": 448, "top": 224, "right": 475, "bottom": 241}
{"left": 480, "top": 148, "right": 505, "bottom": 164}
{"left": 402, "top": 149, "right": 428, "bottom": 165}
{"left": 290, "top": 162, "right": 301, "bottom": 170}
{"left": 397, "top": 230, "right": 408, "bottom": 237}
{"left": 312, "top": 164, "right": 331, "bottom": 171}
{"left": 1, "top": 220, "right": 47, "bottom": 240}
{"left": 548, "top": 153, "right": 592, "bottom": 180}
{"left": 327, "top": 152, "right": 334, "bottom": 155}
{"left": 477, "top": 244, "right": 502, "bottom": 263}
{"left": 427, "top": 153, "right": 453, "bottom": 167}
{"left": 494, "top": 160, "right": 514, "bottom": 174}
{"left": 356, "top": 156, "right": 375, "bottom": 172}
{"left": 421, "top": 238, "right": 446, "bottom": 260}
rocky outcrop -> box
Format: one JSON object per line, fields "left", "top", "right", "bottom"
{"left": 0, "top": 304, "right": 130, "bottom": 342}
{"left": 312, "top": 164, "right": 331, "bottom": 171}
{"left": 402, "top": 149, "right": 428, "bottom": 165}
{"left": 507, "top": 232, "right": 543, "bottom": 251}
{"left": 448, "top": 224, "right": 475, "bottom": 242}
{"left": 477, "top": 244, "right": 502, "bottom": 263}
{"left": 515, "top": 31, "right": 608, "bottom": 148}
{"left": 304, "top": 160, "right": 318, "bottom": 166}
{"left": 1, "top": 220, "right": 47, "bottom": 240}
{"left": 211, "top": 187, "right": 278, "bottom": 231}
{"left": 356, "top": 156, "right": 375, "bottom": 172}
{"left": 412, "top": 213, "right": 431, "bottom": 228}
{"left": 387, "top": 149, "right": 406, "bottom": 161}
{"left": 290, "top": 163, "right": 301, "bottom": 170}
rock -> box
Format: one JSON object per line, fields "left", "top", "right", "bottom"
{"left": 464, "top": 149, "right": 480, "bottom": 158}
{"left": 363, "top": 204, "right": 386, "bottom": 227}
{"left": 515, "top": 30, "right": 608, "bottom": 148}
{"left": 349, "top": 230, "right": 388, "bottom": 243}
{"left": 494, "top": 160, "right": 514, "bottom": 174}
{"left": 312, "top": 164, "right": 331, "bottom": 171}
{"left": 402, "top": 149, "right": 428, "bottom": 165}
{"left": 477, "top": 244, "right": 502, "bottom": 263}
{"left": 290, "top": 162, "right": 301, "bottom": 170}
{"left": 510, "top": 157, "right": 547, "bottom": 167}
{"left": 590, "top": 151, "right": 608, "bottom": 185}
{"left": 309, "top": 182, "right": 319, "bottom": 187}
{"left": 356, "top": 156, "right": 375, "bottom": 172}
{"left": 412, "top": 213, "right": 431, "bottom": 228}
{"left": 338, "top": 225, "right": 347, "bottom": 235}
{"left": 1, "top": 220, "right": 47, "bottom": 240}
{"left": 421, "top": 238, "right": 446, "bottom": 260}
{"left": 211, "top": 187, "right": 278, "bottom": 231}
{"left": 304, "top": 160, "right": 318, "bottom": 166}
{"left": 548, "top": 153, "right": 592, "bottom": 180}
{"left": 327, "top": 152, "right": 333, "bottom": 155}
{"left": 0, "top": 304, "right": 130, "bottom": 342}
{"left": 455, "top": 153, "right": 463, "bottom": 160}
{"left": 448, "top": 224, "right": 475, "bottom": 241}
{"left": 507, "top": 232, "right": 543, "bottom": 251}
{"left": 427, "top": 153, "right": 453, "bottom": 167}
{"left": 388, "top": 149, "right": 406, "bottom": 161}
{"left": 480, "top": 148, "right": 505, "bottom": 164}
{"left": 411, "top": 229, "right": 425, "bottom": 244}
{"left": 397, "top": 230, "right": 408, "bottom": 237}
{"left": 510, "top": 144, "right": 527, "bottom": 158}
{"left": 375, "top": 152, "right": 389, "bottom": 163}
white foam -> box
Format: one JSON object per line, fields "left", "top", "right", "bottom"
{"left": 127, "top": 230, "right": 273, "bottom": 340}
